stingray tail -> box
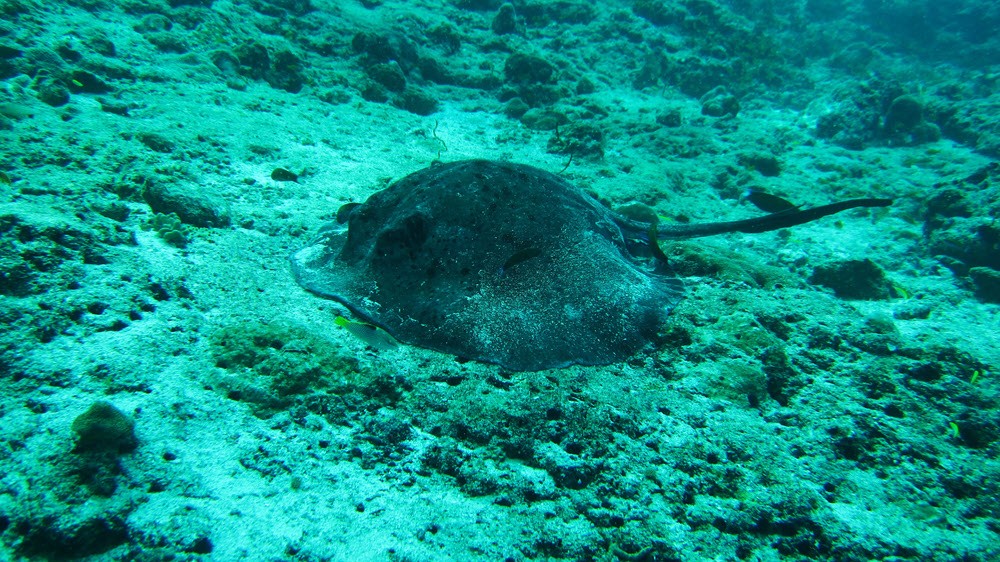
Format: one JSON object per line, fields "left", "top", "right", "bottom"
{"left": 655, "top": 198, "right": 893, "bottom": 239}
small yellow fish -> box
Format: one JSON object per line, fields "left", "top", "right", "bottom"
{"left": 334, "top": 316, "right": 398, "bottom": 351}
{"left": 0, "top": 171, "right": 10, "bottom": 184}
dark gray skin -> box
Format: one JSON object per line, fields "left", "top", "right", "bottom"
{"left": 294, "top": 159, "right": 892, "bottom": 370}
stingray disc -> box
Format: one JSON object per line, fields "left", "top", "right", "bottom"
{"left": 290, "top": 159, "right": 683, "bottom": 370}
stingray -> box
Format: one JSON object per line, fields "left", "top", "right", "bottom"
{"left": 290, "top": 159, "right": 890, "bottom": 371}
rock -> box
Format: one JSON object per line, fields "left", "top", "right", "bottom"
{"left": 633, "top": 0, "right": 685, "bottom": 26}
{"left": 575, "top": 76, "right": 595, "bottom": 94}
{"left": 504, "top": 52, "right": 555, "bottom": 84}
{"left": 418, "top": 56, "right": 449, "bottom": 84}
{"left": 809, "top": 258, "right": 892, "bottom": 300}
{"left": 209, "top": 49, "right": 240, "bottom": 76}
{"left": 143, "top": 181, "right": 231, "bottom": 228}
{"left": 700, "top": 86, "right": 740, "bottom": 117}
{"left": 737, "top": 151, "right": 781, "bottom": 176}
{"left": 395, "top": 87, "right": 438, "bottom": 115}
{"left": 351, "top": 31, "right": 417, "bottom": 70}
{"left": 71, "top": 401, "right": 138, "bottom": 454}
{"left": 265, "top": 49, "right": 305, "bottom": 93}
{"left": 656, "top": 108, "right": 682, "bottom": 127}
{"left": 926, "top": 188, "right": 971, "bottom": 218}
{"left": 547, "top": 121, "right": 604, "bottom": 158}
{"left": 367, "top": 62, "right": 406, "bottom": 92}
{"left": 520, "top": 1, "right": 595, "bottom": 25}
{"left": 68, "top": 70, "right": 111, "bottom": 94}
{"left": 969, "top": 267, "right": 1000, "bottom": 303}
{"left": 882, "top": 94, "right": 941, "bottom": 145}
{"left": 491, "top": 2, "right": 517, "bottom": 35}
{"left": 144, "top": 31, "right": 188, "bottom": 53}
{"left": 235, "top": 41, "right": 270, "bottom": 80}
{"left": 503, "top": 97, "right": 529, "bottom": 118}
{"left": 520, "top": 108, "right": 564, "bottom": 130}
{"left": 884, "top": 95, "right": 923, "bottom": 133}
{"left": 361, "top": 82, "right": 388, "bottom": 103}
{"left": 37, "top": 81, "right": 70, "bottom": 106}
{"left": 135, "top": 132, "right": 176, "bottom": 153}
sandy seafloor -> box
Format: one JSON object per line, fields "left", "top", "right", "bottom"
{"left": 1, "top": 0, "right": 999, "bottom": 560}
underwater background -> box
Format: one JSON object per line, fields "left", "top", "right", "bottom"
{"left": 1, "top": 0, "right": 999, "bottom": 560}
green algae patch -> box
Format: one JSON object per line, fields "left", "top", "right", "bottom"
{"left": 209, "top": 322, "right": 364, "bottom": 416}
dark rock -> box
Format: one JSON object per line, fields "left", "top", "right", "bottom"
{"left": 71, "top": 401, "right": 138, "bottom": 453}
{"left": 134, "top": 13, "right": 172, "bottom": 32}
{"left": 548, "top": 121, "right": 604, "bottom": 158}
{"left": 367, "top": 62, "right": 406, "bottom": 92}
{"left": 418, "top": 56, "right": 450, "bottom": 84}
{"left": 252, "top": 0, "right": 312, "bottom": 16}
{"left": 884, "top": 95, "right": 923, "bottom": 133}
{"left": 926, "top": 188, "right": 971, "bottom": 218}
{"left": 0, "top": 43, "right": 23, "bottom": 59}
{"left": 22, "top": 47, "right": 66, "bottom": 76}
{"left": 815, "top": 79, "right": 904, "bottom": 149}
{"left": 14, "top": 512, "right": 130, "bottom": 559}
{"left": 935, "top": 255, "right": 969, "bottom": 277}
{"left": 491, "top": 2, "right": 518, "bottom": 35}
{"left": 969, "top": 267, "right": 1000, "bottom": 303}
{"left": 143, "top": 31, "right": 187, "bottom": 53}
{"left": 676, "top": 59, "right": 730, "bottom": 98}
{"left": 395, "top": 88, "right": 438, "bottom": 115}
{"left": 365, "top": 410, "right": 412, "bottom": 445}
{"left": 881, "top": 94, "right": 940, "bottom": 146}
{"left": 265, "top": 49, "right": 304, "bottom": 93}
{"left": 0, "top": 255, "right": 38, "bottom": 296}
{"left": 136, "top": 132, "right": 175, "bottom": 153}
{"left": 520, "top": 1, "right": 595, "bottom": 25}
{"left": 504, "top": 52, "right": 555, "bottom": 84}
{"left": 453, "top": 0, "right": 502, "bottom": 9}
{"left": 656, "top": 109, "right": 682, "bottom": 127}
{"left": 503, "top": 97, "right": 529, "bottom": 118}
{"left": 816, "top": 109, "right": 868, "bottom": 150}
{"left": 168, "top": 0, "right": 213, "bottom": 7}
{"left": 738, "top": 151, "right": 781, "bottom": 176}
{"left": 234, "top": 41, "right": 270, "bottom": 80}
{"left": 351, "top": 31, "right": 417, "bottom": 70}
{"left": 427, "top": 23, "right": 461, "bottom": 54}
{"left": 700, "top": 85, "right": 739, "bottom": 117}
{"left": 807, "top": 0, "right": 847, "bottom": 21}
{"left": 575, "top": 76, "right": 595, "bottom": 94}
{"left": 56, "top": 43, "right": 82, "bottom": 63}
{"left": 928, "top": 220, "right": 1000, "bottom": 271}
{"left": 907, "top": 362, "right": 943, "bottom": 383}
{"left": 809, "top": 258, "right": 892, "bottom": 300}
{"left": 209, "top": 49, "right": 240, "bottom": 76}
{"left": 361, "top": 82, "right": 388, "bottom": 103}
{"left": 830, "top": 42, "right": 874, "bottom": 72}
{"left": 520, "top": 108, "right": 565, "bottom": 130}
{"left": 143, "top": 181, "right": 232, "bottom": 228}
{"left": 85, "top": 35, "right": 116, "bottom": 57}
{"left": 893, "top": 300, "right": 931, "bottom": 320}
{"left": 37, "top": 81, "right": 70, "bottom": 106}
{"left": 68, "top": 70, "right": 111, "bottom": 93}
{"left": 633, "top": 0, "right": 686, "bottom": 26}
{"left": 937, "top": 98, "right": 1000, "bottom": 158}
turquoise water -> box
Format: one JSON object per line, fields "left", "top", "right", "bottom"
{"left": 0, "top": 1, "right": 997, "bottom": 560}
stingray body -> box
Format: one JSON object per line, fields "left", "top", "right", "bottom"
{"left": 290, "top": 159, "right": 890, "bottom": 371}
